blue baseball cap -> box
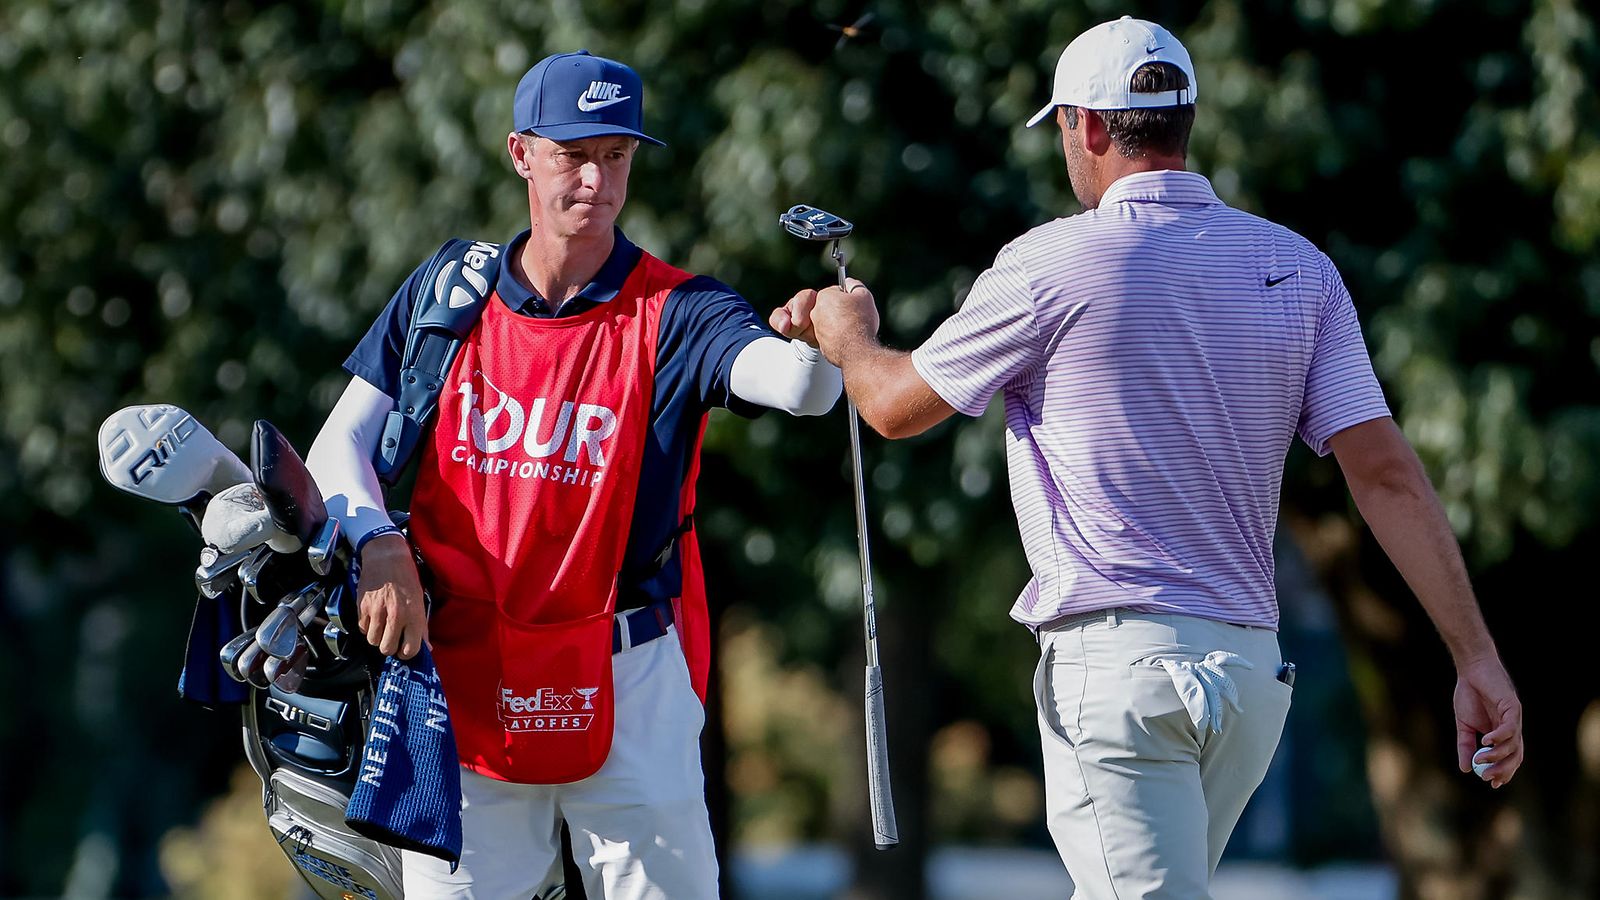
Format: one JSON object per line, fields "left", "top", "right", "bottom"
{"left": 513, "top": 50, "right": 665, "bottom": 146}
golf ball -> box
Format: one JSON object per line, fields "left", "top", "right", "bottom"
{"left": 1472, "top": 746, "right": 1494, "bottom": 780}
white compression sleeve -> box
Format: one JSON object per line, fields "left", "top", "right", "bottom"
{"left": 305, "top": 375, "right": 397, "bottom": 547}
{"left": 729, "top": 336, "right": 843, "bottom": 416}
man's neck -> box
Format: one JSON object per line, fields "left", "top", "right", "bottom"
{"left": 1085, "top": 156, "right": 1186, "bottom": 209}
{"left": 515, "top": 225, "right": 615, "bottom": 307}
{"left": 1101, "top": 156, "right": 1185, "bottom": 190}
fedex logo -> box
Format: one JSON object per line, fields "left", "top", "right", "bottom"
{"left": 498, "top": 684, "right": 599, "bottom": 733}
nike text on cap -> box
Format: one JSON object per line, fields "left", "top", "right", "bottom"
{"left": 1025, "top": 16, "right": 1197, "bottom": 127}
{"left": 514, "top": 49, "right": 665, "bottom": 146}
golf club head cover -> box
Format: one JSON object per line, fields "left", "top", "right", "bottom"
{"left": 345, "top": 645, "right": 463, "bottom": 868}
{"left": 251, "top": 419, "right": 329, "bottom": 545}
{"left": 202, "top": 483, "right": 303, "bottom": 554}
{"left": 98, "top": 404, "right": 250, "bottom": 506}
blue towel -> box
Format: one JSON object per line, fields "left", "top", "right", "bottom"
{"left": 177, "top": 590, "right": 249, "bottom": 706}
{"left": 344, "top": 646, "right": 463, "bottom": 868}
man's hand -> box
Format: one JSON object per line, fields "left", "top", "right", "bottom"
{"left": 1453, "top": 656, "right": 1523, "bottom": 788}
{"left": 770, "top": 289, "right": 820, "bottom": 347}
{"left": 357, "top": 531, "right": 429, "bottom": 659}
{"left": 801, "top": 278, "right": 881, "bottom": 367}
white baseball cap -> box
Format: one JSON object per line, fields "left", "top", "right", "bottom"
{"left": 1025, "top": 16, "right": 1197, "bottom": 127}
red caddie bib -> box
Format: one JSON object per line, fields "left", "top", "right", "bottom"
{"left": 410, "top": 252, "right": 691, "bottom": 784}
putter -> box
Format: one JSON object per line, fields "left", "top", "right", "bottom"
{"left": 779, "top": 203, "right": 899, "bottom": 849}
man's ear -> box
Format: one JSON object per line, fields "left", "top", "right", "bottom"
{"left": 1080, "top": 109, "right": 1112, "bottom": 156}
{"left": 507, "top": 133, "right": 535, "bottom": 179}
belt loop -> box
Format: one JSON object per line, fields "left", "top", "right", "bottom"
{"left": 615, "top": 611, "right": 633, "bottom": 652}
{"left": 1105, "top": 609, "right": 1119, "bottom": 628}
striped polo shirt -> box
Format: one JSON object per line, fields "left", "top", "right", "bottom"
{"left": 911, "top": 170, "right": 1390, "bottom": 629}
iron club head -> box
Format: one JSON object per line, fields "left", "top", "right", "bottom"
{"left": 264, "top": 644, "right": 310, "bottom": 693}
{"left": 305, "top": 517, "right": 341, "bottom": 577}
{"left": 322, "top": 622, "right": 354, "bottom": 660}
{"left": 218, "top": 630, "right": 259, "bottom": 683}
{"left": 237, "top": 544, "right": 275, "bottom": 604}
{"left": 195, "top": 545, "right": 254, "bottom": 599}
{"left": 241, "top": 640, "right": 272, "bottom": 690}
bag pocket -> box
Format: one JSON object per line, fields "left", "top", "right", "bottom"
{"left": 265, "top": 767, "right": 405, "bottom": 900}
{"left": 490, "top": 607, "right": 617, "bottom": 784}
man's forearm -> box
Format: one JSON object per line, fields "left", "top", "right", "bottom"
{"left": 306, "top": 376, "right": 398, "bottom": 546}
{"left": 1344, "top": 450, "right": 1498, "bottom": 666}
{"left": 729, "top": 336, "right": 842, "bottom": 416}
{"left": 833, "top": 332, "right": 947, "bottom": 439}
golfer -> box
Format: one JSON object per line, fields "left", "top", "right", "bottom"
{"left": 784, "top": 16, "right": 1524, "bottom": 898}
{"left": 308, "top": 50, "right": 840, "bottom": 898}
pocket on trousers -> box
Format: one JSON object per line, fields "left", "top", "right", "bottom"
{"left": 1126, "top": 661, "right": 1196, "bottom": 732}
{"left": 1035, "top": 642, "right": 1080, "bottom": 749}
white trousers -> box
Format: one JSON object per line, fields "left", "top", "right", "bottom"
{"left": 1035, "top": 610, "right": 1291, "bottom": 900}
{"left": 403, "top": 628, "right": 719, "bottom": 900}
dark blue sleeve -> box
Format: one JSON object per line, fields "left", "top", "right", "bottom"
{"left": 343, "top": 252, "right": 438, "bottom": 397}
{"left": 657, "top": 275, "right": 774, "bottom": 419}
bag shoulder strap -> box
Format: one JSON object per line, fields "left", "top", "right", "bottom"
{"left": 374, "top": 238, "right": 502, "bottom": 483}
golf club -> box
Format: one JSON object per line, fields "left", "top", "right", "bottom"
{"left": 242, "top": 639, "right": 272, "bottom": 689}
{"left": 778, "top": 203, "right": 899, "bottom": 850}
{"left": 323, "top": 622, "right": 354, "bottom": 660}
{"left": 257, "top": 584, "right": 323, "bottom": 661}
{"left": 202, "top": 482, "right": 302, "bottom": 555}
{"left": 98, "top": 404, "right": 252, "bottom": 528}
{"left": 265, "top": 643, "right": 310, "bottom": 693}
{"left": 195, "top": 544, "right": 254, "bottom": 599}
{"left": 305, "top": 517, "right": 341, "bottom": 577}
{"left": 219, "top": 630, "right": 261, "bottom": 683}
{"left": 237, "top": 544, "right": 275, "bottom": 604}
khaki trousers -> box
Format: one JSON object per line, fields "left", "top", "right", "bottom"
{"left": 1034, "top": 610, "right": 1291, "bottom": 899}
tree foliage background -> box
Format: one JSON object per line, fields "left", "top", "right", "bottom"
{"left": 1, "top": 0, "right": 1596, "bottom": 897}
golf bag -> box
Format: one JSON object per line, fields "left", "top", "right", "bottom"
{"left": 238, "top": 420, "right": 406, "bottom": 900}
{"left": 244, "top": 661, "right": 402, "bottom": 900}
{"left": 98, "top": 405, "right": 406, "bottom": 899}
{"left": 241, "top": 238, "right": 498, "bottom": 896}
{"left": 98, "top": 239, "right": 496, "bottom": 898}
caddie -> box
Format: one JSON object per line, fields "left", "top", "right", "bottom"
{"left": 783, "top": 16, "right": 1525, "bottom": 898}
{"left": 307, "top": 49, "right": 841, "bottom": 899}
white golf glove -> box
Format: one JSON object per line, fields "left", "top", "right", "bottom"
{"left": 1154, "top": 651, "right": 1254, "bottom": 735}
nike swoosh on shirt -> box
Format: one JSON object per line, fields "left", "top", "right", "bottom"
{"left": 577, "top": 95, "right": 630, "bottom": 112}
{"left": 1265, "top": 273, "right": 1296, "bottom": 287}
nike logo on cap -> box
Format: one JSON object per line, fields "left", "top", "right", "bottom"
{"left": 577, "top": 81, "right": 631, "bottom": 112}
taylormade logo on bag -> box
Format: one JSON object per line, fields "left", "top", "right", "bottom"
{"left": 437, "top": 240, "right": 500, "bottom": 309}
{"left": 498, "top": 684, "right": 599, "bottom": 733}
{"left": 448, "top": 371, "right": 617, "bottom": 488}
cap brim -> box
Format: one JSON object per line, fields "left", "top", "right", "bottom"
{"left": 524, "top": 123, "right": 666, "bottom": 147}
{"left": 1025, "top": 102, "right": 1057, "bottom": 128}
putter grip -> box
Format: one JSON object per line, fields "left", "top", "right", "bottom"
{"left": 865, "top": 664, "right": 899, "bottom": 849}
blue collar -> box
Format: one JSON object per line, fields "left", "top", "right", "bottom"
{"left": 494, "top": 226, "right": 642, "bottom": 317}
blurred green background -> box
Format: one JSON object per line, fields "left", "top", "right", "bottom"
{"left": 2, "top": 0, "right": 1597, "bottom": 897}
